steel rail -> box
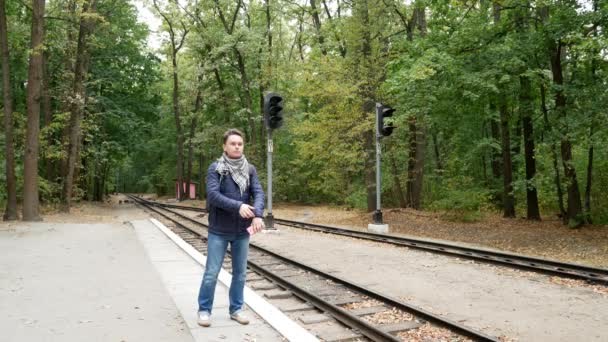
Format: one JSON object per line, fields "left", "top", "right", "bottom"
{"left": 127, "top": 194, "right": 499, "bottom": 342}
{"left": 127, "top": 195, "right": 400, "bottom": 341}
{"left": 129, "top": 197, "right": 608, "bottom": 285}
{"left": 274, "top": 218, "right": 608, "bottom": 285}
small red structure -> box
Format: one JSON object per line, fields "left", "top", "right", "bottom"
{"left": 175, "top": 181, "right": 197, "bottom": 200}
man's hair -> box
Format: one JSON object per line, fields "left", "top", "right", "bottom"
{"left": 223, "top": 128, "right": 245, "bottom": 143}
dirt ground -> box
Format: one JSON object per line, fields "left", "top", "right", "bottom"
{"left": 0, "top": 195, "right": 149, "bottom": 227}
{"left": 4, "top": 195, "right": 606, "bottom": 268}
{"left": 270, "top": 204, "right": 608, "bottom": 268}
{"left": 163, "top": 196, "right": 608, "bottom": 269}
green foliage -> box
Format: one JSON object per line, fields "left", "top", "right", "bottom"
{"left": 38, "top": 177, "right": 61, "bottom": 204}
{"left": 2, "top": 0, "right": 607, "bottom": 228}
{"left": 125, "top": 0, "right": 608, "bottom": 225}
{"left": 428, "top": 177, "right": 492, "bottom": 222}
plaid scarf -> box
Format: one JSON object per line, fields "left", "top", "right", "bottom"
{"left": 216, "top": 153, "right": 250, "bottom": 195}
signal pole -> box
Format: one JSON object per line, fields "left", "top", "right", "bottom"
{"left": 373, "top": 106, "right": 383, "bottom": 225}
{"left": 263, "top": 93, "right": 283, "bottom": 231}
{"left": 368, "top": 102, "right": 395, "bottom": 234}
{"left": 266, "top": 128, "right": 275, "bottom": 230}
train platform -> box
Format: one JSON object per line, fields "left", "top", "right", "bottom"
{"left": 0, "top": 218, "right": 316, "bottom": 342}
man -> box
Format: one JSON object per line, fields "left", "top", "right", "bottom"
{"left": 197, "top": 128, "right": 265, "bottom": 327}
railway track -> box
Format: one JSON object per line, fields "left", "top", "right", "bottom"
{"left": 127, "top": 194, "right": 499, "bottom": 342}
{"left": 131, "top": 197, "right": 608, "bottom": 286}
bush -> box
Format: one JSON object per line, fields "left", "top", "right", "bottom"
{"left": 345, "top": 187, "right": 368, "bottom": 209}
{"left": 428, "top": 178, "right": 492, "bottom": 222}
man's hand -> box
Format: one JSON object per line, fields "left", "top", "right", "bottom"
{"left": 239, "top": 204, "right": 256, "bottom": 219}
{"left": 251, "top": 217, "right": 265, "bottom": 232}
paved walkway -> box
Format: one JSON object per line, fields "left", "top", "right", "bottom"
{"left": 0, "top": 222, "right": 194, "bottom": 342}
{"left": 0, "top": 219, "right": 294, "bottom": 342}
{"left": 131, "top": 219, "right": 288, "bottom": 341}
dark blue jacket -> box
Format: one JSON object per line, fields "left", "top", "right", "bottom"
{"left": 206, "top": 161, "right": 265, "bottom": 235}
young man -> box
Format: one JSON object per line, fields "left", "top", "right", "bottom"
{"left": 197, "top": 128, "right": 265, "bottom": 327}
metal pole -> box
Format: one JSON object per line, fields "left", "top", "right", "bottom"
{"left": 373, "top": 103, "right": 383, "bottom": 224}
{"left": 265, "top": 129, "right": 275, "bottom": 229}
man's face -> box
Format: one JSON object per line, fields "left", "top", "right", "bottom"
{"left": 223, "top": 134, "right": 244, "bottom": 158}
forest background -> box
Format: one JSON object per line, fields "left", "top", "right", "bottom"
{"left": 1, "top": 0, "right": 607, "bottom": 228}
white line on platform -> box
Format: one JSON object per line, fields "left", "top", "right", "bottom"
{"left": 149, "top": 218, "right": 319, "bottom": 342}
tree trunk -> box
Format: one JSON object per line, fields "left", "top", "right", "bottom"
{"left": 352, "top": 0, "right": 375, "bottom": 212}
{"left": 412, "top": 7, "right": 427, "bottom": 209}
{"left": 93, "top": 164, "right": 100, "bottom": 201}
{"left": 42, "top": 50, "right": 54, "bottom": 181}
{"left": 499, "top": 95, "right": 515, "bottom": 218}
{"left": 59, "top": 0, "right": 76, "bottom": 183}
{"left": 173, "top": 50, "right": 185, "bottom": 200}
{"left": 212, "top": 0, "right": 255, "bottom": 149}
{"left": 153, "top": 0, "right": 188, "bottom": 201}
{"left": 412, "top": 122, "right": 426, "bottom": 209}
{"left": 432, "top": 132, "right": 442, "bottom": 171}
{"left": 235, "top": 49, "right": 256, "bottom": 150}
{"left": 403, "top": 6, "right": 427, "bottom": 210}
{"left": 265, "top": 0, "right": 272, "bottom": 57}
{"left": 309, "top": 0, "right": 327, "bottom": 55}
{"left": 94, "top": 166, "right": 99, "bottom": 202}
{"left": 186, "top": 88, "right": 201, "bottom": 200}
{"left": 99, "top": 165, "right": 108, "bottom": 202}
{"left": 405, "top": 115, "right": 426, "bottom": 209}
{"left": 520, "top": 75, "right": 540, "bottom": 220}
{"left": 259, "top": 0, "right": 272, "bottom": 158}
{"left": 297, "top": 14, "right": 304, "bottom": 61}
{"left": 85, "top": 157, "right": 93, "bottom": 201}
{"left": 390, "top": 153, "right": 406, "bottom": 208}
{"left": 550, "top": 41, "right": 583, "bottom": 227}
{"left": 584, "top": 126, "right": 593, "bottom": 217}
{"left": 73, "top": 131, "right": 85, "bottom": 199}
{"left": 23, "top": 0, "right": 46, "bottom": 221}
{"left": 321, "top": 0, "right": 346, "bottom": 57}
{"left": 0, "top": 0, "right": 17, "bottom": 220}
{"left": 489, "top": 103, "right": 502, "bottom": 179}
{"left": 512, "top": 115, "right": 522, "bottom": 157}
{"left": 585, "top": 8, "right": 598, "bottom": 220}
{"left": 406, "top": 116, "right": 416, "bottom": 207}
{"left": 492, "top": 2, "right": 515, "bottom": 218}
{"left": 540, "top": 83, "right": 566, "bottom": 219}
{"left": 61, "top": 0, "right": 96, "bottom": 212}
{"left": 213, "top": 67, "right": 230, "bottom": 123}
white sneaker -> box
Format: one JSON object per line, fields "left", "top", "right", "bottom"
{"left": 230, "top": 311, "right": 250, "bottom": 325}
{"left": 197, "top": 311, "right": 211, "bottom": 327}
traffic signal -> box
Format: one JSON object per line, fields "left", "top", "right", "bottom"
{"left": 376, "top": 103, "right": 395, "bottom": 137}
{"left": 264, "top": 93, "right": 284, "bottom": 130}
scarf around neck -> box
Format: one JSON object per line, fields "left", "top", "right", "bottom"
{"left": 216, "top": 153, "right": 250, "bottom": 195}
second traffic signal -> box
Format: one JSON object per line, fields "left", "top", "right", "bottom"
{"left": 376, "top": 103, "right": 395, "bottom": 137}
{"left": 264, "top": 93, "right": 284, "bottom": 130}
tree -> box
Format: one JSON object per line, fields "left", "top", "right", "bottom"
{"left": 491, "top": 2, "right": 516, "bottom": 218}
{"left": 22, "top": 0, "right": 46, "bottom": 221}
{"left": 153, "top": 0, "right": 189, "bottom": 200}
{"left": 520, "top": 74, "right": 540, "bottom": 220}
{"left": 0, "top": 0, "right": 17, "bottom": 220}
{"left": 542, "top": 5, "right": 584, "bottom": 227}
{"left": 407, "top": 4, "right": 427, "bottom": 210}
{"left": 111, "top": 0, "right": 608, "bottom": 226}
{"left": 62, "top": 0, "right": 98, "bottom": 212}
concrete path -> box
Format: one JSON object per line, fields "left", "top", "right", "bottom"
{"left": 131, "top": 219, "right": 289, "bottom": 342}
{"left": 0, "top": 222, "right": 194, "bottom": 342}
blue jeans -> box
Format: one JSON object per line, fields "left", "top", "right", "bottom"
{"left": 197, "top": 232, "right": 249, "bottom": 315}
